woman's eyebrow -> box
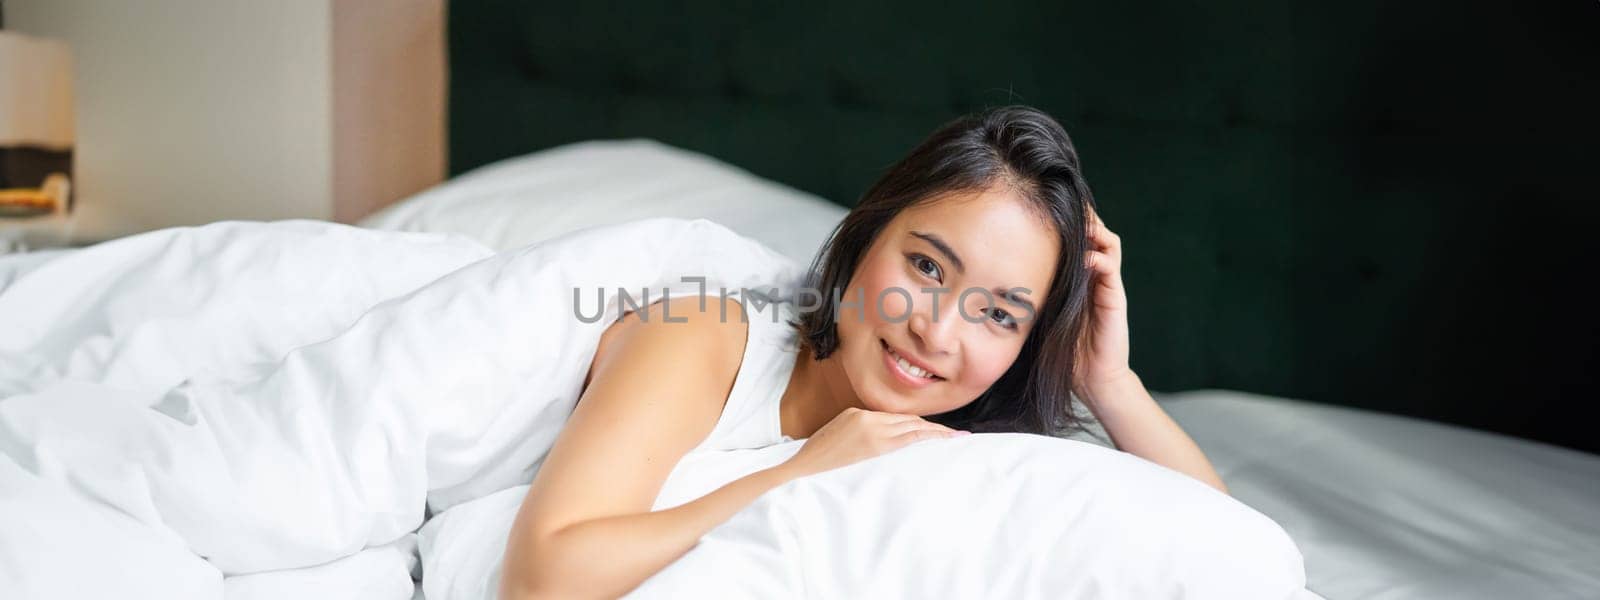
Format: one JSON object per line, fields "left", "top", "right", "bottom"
{"left": 911, "top": 230, "right": 1036, "bottom": 316}
{"left": 909, "top": 231, "right": 965, "bottom": 274}
{"left": 996, "top": 288, "right": 1038, "bottom": 317}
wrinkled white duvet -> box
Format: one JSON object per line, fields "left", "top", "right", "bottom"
{"left": 0, "top": 219, "right": 1312, "bottom": 599}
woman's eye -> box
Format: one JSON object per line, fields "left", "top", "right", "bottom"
{"left": 908, "top": 254, "right": 942, "bottom": 281}
{"left": 985, "top": 307, "right": 1019, "bottom": 330}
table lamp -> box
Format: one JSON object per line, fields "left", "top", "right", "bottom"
{"left": 0, "top": 30, "right": 74, "bottom": 219}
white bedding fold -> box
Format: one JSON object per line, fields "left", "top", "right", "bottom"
{"left": 223, "top": 534, "right": 420, "bottom": 600}
{"left": 0, "top": 220, "right": 495, "bottom": 396}
{"left": 0, "top": 217, "right": 804, "bottom": 589}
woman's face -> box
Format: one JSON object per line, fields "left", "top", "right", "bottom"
{"left": 834, "top": 184, "right": 1061, "bottom": 416}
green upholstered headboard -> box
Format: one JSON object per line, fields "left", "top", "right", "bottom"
{"left": 447, "top": 1, "right": 1600, "bottom": 453}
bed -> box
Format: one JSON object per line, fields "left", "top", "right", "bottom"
{"left": 4, "top": 2, "right": 1597, "bottom": 598}
{"left": 3, "top": 134, "right": 1597, "bottom": 600}
{"left": 355, "top": 139, "right": 1600, "bottom": 599}
{"left": 424, "top": 2, "right": 1600, "bottom": 595}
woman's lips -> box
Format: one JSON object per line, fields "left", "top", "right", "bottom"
{"left": 881, "top": 339, "right": 942, "bottom": 388}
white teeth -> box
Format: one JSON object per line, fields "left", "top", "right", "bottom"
{"left": 889, "top": 348, "right": 936, "bottom": 380}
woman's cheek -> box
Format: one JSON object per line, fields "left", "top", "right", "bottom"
{"left": 856, "top": 260, "right": 911, "bottom": 326}
{"left": 875, "top": 282, "right": 913, "bottom": 325}
{"left": 957, "top": 346, "right": 1015, "bottom": 394}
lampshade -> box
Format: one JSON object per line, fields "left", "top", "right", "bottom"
{"left": 0, "top": 30, "right": 74, "bottom": 217}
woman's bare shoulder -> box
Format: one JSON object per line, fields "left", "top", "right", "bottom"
{"left": 518, "top": 294, "right": 751, "bottom": 539}
{"left": 586, "top": 294, "right": 749, "bottom": 390}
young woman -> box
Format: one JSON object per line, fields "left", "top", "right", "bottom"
{"left": 498, "top": 105, "right": 1227, "bottom": 600}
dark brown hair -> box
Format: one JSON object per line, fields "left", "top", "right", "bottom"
{"left": 793, "top": 105, "right": 1097, "bottom": 436}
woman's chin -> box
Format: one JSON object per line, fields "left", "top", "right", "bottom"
{"left": 863, "top": 385, "right": 917, "bottom": 415}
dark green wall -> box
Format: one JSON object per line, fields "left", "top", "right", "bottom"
{"left": 449, "top": 1, "right": 1600, "bottom": 453}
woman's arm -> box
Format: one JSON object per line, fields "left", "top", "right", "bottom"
{"left": 1080, "top": 369, "right": 1228, "bottom": 495}
{"left": 506, "top": 464, "right": 797, "bottom": 600}
{"left": 499, "top": 296, "right": 779, "bottom": 600}
{"left": 1074, "top": 204, "right": 1227, "bottom": 495}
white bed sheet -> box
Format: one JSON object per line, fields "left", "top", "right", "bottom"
{"left": 1149, "top": 390, "right": 1600, "bottom": 599}
{"left": 0, "top": 218, "right": 810, "bottom": 596}
{"left": 223, "top": 534, "right": 419, "bottom": 600}
{"left": 0, "top": 247, "right": 71, "bottom": 293}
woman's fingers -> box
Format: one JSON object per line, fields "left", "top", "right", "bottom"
{"left": 891, "top": 426, "right": 964, "bottom": 446}
{"left": 1090, "top": 217, "right": 1119, "bottom": 253}
{"left": 1086, "top": 206, "right": 1121, "bottom": 255}
{"left": 1085, "top": 249, "right": 1119, "bottom": 273}
{"left": 887, "top": 418, "right": 956, "bottom": 436}
{"left": 873, "top": 411, "right": 930, "bottom": 425}
{"left": 858, "top": 409, "right": 964, "bottom": 442}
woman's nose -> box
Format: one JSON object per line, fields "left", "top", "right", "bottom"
{"left": 906, "top": 292, "right": 959, "bottom": 356}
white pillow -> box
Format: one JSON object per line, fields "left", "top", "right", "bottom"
{"left": 359, "top": 139, "right": 849, "bottom": 268}
{"left": 421, "top": 434, "right": 1313, "bottom": 599}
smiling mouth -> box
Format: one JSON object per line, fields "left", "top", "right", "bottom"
{"left": 881, "top": 339, "right": 944, "bottom": 381}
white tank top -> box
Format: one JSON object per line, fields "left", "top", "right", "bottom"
{"left": 690, "top": 291, "right": 802, "bottom": 452}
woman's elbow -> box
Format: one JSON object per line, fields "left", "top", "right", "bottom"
{"left": 499, "top": 539, "right": 564, "bottom": 600}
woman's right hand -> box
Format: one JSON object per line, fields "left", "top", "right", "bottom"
{"left": 778, "top": 407, "right": 970, "bottom": 479}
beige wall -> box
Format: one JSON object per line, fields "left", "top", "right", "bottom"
{"left": 4, "top": 0, "right": 444, "bottom": 243}
{"left": 331, "top": 0, "right": 445, "bottom": 224}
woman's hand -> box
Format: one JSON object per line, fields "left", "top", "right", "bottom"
{"left": 778, "top": 408, "right": 967, "bottom": 479}
{"left": 1073, "top": 204, "right": 1137, "bottom": 411}
{"left": 1066, "top": 207, "right": 1230, "bottom": 494}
